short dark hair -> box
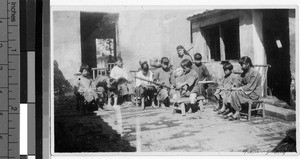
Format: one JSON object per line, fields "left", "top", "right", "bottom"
{"left": 194, "top": 53, "right": 202, "bottom": 61}
{"left": 116, "top": 57, "right": 123, "bottom": 62}
{"left": 107, "top": 78, "right": 118, "bottom": 91}
{"left": 161, "top": 57, "right": 169, "bottom": 64}
{"left": 180, "top": 59, "right": 193, "bottom": 69}
{"left": 223, "top": 63, "right": 233, "bottom": 71}
{"left": 79, "top": 64, "right": 89, "bottom": 73}
{"left": 238, "top": 56, "right": 254, "bottom": 67}
{"left": 141, "top": 62, "right": 149, "bottom": 72}
{"left": 176, "top": 45, "right": 185, "bottom": 50}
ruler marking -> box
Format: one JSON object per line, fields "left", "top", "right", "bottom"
{"left": 4, "top": 0, "right": 21, "bottom": 158}
{"left": 8, "top": 83, "right": 18, "bottom": 85}
{"left": 7, "top": 0, "right": 9, "bottom": 157}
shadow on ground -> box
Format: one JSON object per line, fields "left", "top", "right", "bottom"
{"left": 54, "top": 94, "right": 136, "bottom": 152}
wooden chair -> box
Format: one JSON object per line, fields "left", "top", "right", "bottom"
{"left": 91, "top": 63, "right": 116, "bottom": 80}
{"left": 240, "top": 64, "right": 271, "bottom": 121}
{"left": 91, "top": 67, "right": 107, "bottom": 80}
{"left": 106, "top": 63, "right": 116, "bottom": 75}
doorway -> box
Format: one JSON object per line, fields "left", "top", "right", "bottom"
{"left": 263, "top": 9, "right": 291, "bottom": 105}
{"left": 80, "top": 12, "right": 119, "bottom": 72}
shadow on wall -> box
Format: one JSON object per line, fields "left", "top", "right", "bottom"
{"left": 54, "top": 60, "right": 73, "bottom": 96}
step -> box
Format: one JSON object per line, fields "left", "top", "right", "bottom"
{"left": 264, "top": 103, "right": 296, "bottom": 121}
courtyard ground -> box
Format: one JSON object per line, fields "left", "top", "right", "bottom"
{"left": 54, "top": 95, "right": 296, "bottom": 153}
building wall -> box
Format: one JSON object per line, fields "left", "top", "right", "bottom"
{"left": 289, "top": 9, "right": 296, "bottom": 108}
{"left": 119, "top": 10, "right": 197, "bottom": 71}
{"left": 53, "top": 11, "right": 82, "bottom": 86}
{"left": 289, "top": 9, "right": 296, "bottom": 77}
{"left": 190, "top": 10, "right": 267, "bottom": 80}
{"left": 53, "top": 10, "right": 197, "bottom": 85}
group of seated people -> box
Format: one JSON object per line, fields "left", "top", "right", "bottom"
{"left": 74, "top": 51, "right": 262, "bottom": 120}
{"left": 214, "top": 56, "right": 262, "bottom": 120}
{"left": 74, "top": 57, "right": 133, "bottom": 111}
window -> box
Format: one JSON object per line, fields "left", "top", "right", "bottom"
{"left": 202, "top": 18, "right": 240, "bottom": 61}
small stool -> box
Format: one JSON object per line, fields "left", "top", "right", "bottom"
{"left": 171, "top": 96, "right": 204, "bottom": 116}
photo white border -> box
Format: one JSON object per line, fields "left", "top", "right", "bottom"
{"left": 49, "top": 0, "right": 300, "bottom": 159}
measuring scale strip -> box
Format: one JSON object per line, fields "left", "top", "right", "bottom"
{"left": 0, "top": 0, "right": 20, "bottom": 159}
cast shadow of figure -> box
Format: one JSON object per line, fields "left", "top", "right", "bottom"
{"left": 54, "top": 108, "right": 136, "bottom": 152}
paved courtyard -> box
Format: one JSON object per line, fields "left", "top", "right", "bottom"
{"left": 54, "top": 95, "right": 295, "bottom": 153}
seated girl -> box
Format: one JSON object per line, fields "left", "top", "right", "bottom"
{"left": 227, "top": 56, "right": 262, "bottom": 121}
{"left": 110, "top": 57, "right": 134, "bottom": 105}
{"left": 214, "top": 62, "right": 237, "bottom": 118}
{"left": 135, "top": 62, "right": 156, "bottom": 108}
{"left": 74, "top": 64, "right": 99, "bottom": 112}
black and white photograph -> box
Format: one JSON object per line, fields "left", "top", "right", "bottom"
{"left": 51, "top": 5, "right": 297, "bottom": 155}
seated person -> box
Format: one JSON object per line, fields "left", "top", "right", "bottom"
{"left": 74, "top": 64, "right": 98, "bottom": 111}
{"left": 153, "top": 57, "right": 174, "bottom": 106}
{"left": 110, "top": 57, "right": 134, "bottom": 105}
{"left": 92, "top": 75, "right": 118, "bottom": 110}
{"left": 192, "top": 53, "right": 211, "bottom": 100}
{"left": 175, "top": 59, "right": 198, "bottom": 103}
{"left": 135, "top": 62, "right": 156, "bottom": 107}
{"left": 214, "top": 62, "right": 236, "bottom": 117}
{"left": 227, "top": 56, "right": 262, "bottom": 121}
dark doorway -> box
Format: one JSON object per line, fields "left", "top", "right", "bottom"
{"left": 80, "top": 12, "right": 118, "bottom": 72}
{"left": 263, "top": 9, "right": 291, "bottom": 104}
{"left": 201, "top": 18, "right": 240, "bottom": 61}
{"left": 221, "top": 19, "right": 240, "bottom": 60}
{"left": 202, "top": 25, "right": 221, "bottom": 61}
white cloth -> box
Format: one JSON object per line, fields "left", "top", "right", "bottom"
{"left": 135, "top": 71, "right": 153, "bottom": 87}
{"left": 110, "top": 65, "right": 129, "bottom": 80}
